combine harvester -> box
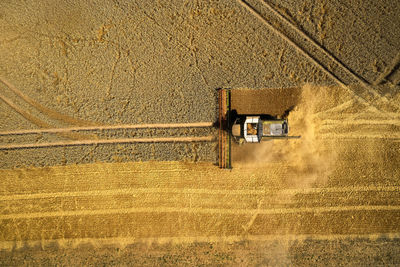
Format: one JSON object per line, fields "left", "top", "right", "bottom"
{"left": 217, "top": 88, "right": 300, "bottom": 169}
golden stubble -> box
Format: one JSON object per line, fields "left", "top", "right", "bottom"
{"left": 232, "top": 84, "right": 341, "bottom": 189}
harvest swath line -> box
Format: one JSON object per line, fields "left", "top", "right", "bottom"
{"left": 321, "top": 119, "right": 400, "bottom": 126}
{"left": 1, "top": 205, "right": 400, "bottom": 220}
{"left": 237, "top": 0, "right": 400, "bottom": 112}
{"left": 318, "top": 133, "right": 400, "bottom": 140}
{"left": 2, "top": 185, "right": 399, "bottom": 201}
{"left": 0, "top": 136, "right": 215, "bottom": 150}
{"left": 0, "top": 122, "right": 214, "bottom": 136}
{"left": 312, "top": 100, "right": 356, "bottom": 117}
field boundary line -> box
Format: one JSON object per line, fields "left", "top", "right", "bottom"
{"left": 1, "top": 205, "right": 400, "bottom": 220}
{"left": 0, "top": 136, "right": 215, "bottom": 150}
{"left": 1, "top": 185, "right": 399, "bottom": 201}
{"left": 0, "top": 122, "right": 214, "bottom": 136}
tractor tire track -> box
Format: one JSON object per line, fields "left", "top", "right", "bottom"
{"left": 1, "top": 211, "right": 397, "bottom": 246}
{"left": 0, "top": 136, "right": 215, "bottom": 150}
{"left": 0, "top": 76, "right": 98, "bottom": 127}
{"left": 0, "top": 122, "right": 214, "bottom": 136}
{"left": 1, "top": 205, "right": 400, "bottom": 221}
{"left": 237, "top": 0, "right": 400, "bottom": 113}
{"left": 0, "top": 93, "right": 90, "bottom": 140}
{"left": 3, "top": 187, "right": 400, "bottom": 217}
{"left": 1, "top": 185, "right": 399, "bottom": 201}
{"left": 260, "top": 0, "right": 393, "bottom": 95}
{"left": 318, "top": 133, "right": 400, "bottom": 140}
{"left": 0, "top": 93, "right": 52, "bottom": 130}
{"left": 373, "top": 52, "right": 400, "bottom": 85}
{"left": 321, "top": 119, "right": 400, "bottom": 126}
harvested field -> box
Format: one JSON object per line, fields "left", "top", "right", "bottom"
{"left": 1, "top": 0, "right": 400, "bottom": 265}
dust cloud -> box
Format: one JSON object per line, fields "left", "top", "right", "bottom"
{"left": 232, "top": 84, "right": 338, "bottom": 188}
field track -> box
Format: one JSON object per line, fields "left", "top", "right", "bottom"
{"left": 237, "top": 0, "right": 400, "bottom": 112}
{"left": 1, "top": 76, "right": 215, "bottom": 151}
{"left": 373, "top": 52, "right": 400, "bottom": 85}
{"left": 0, "top": 136, "right": 214, "bottom": 150}
{"left": 0, "top": 122, "right": 214, "bottom": 136}
{"left": 2, "top": 184, "right": 399, "bottom": 201}
{"left": 0, "top": 93, "right": 53, "bottom": 129}
{"left": 0, "top": 93, "right": 94, "bottom": 140}
{"left": 259, "top": 0, "right": 377, "bottom": 89}
{"left": 2, "top": 205, "right": 400, "bottom": 221}
{"left": 0, "top": 77, "right": 97, "bottom": 126}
